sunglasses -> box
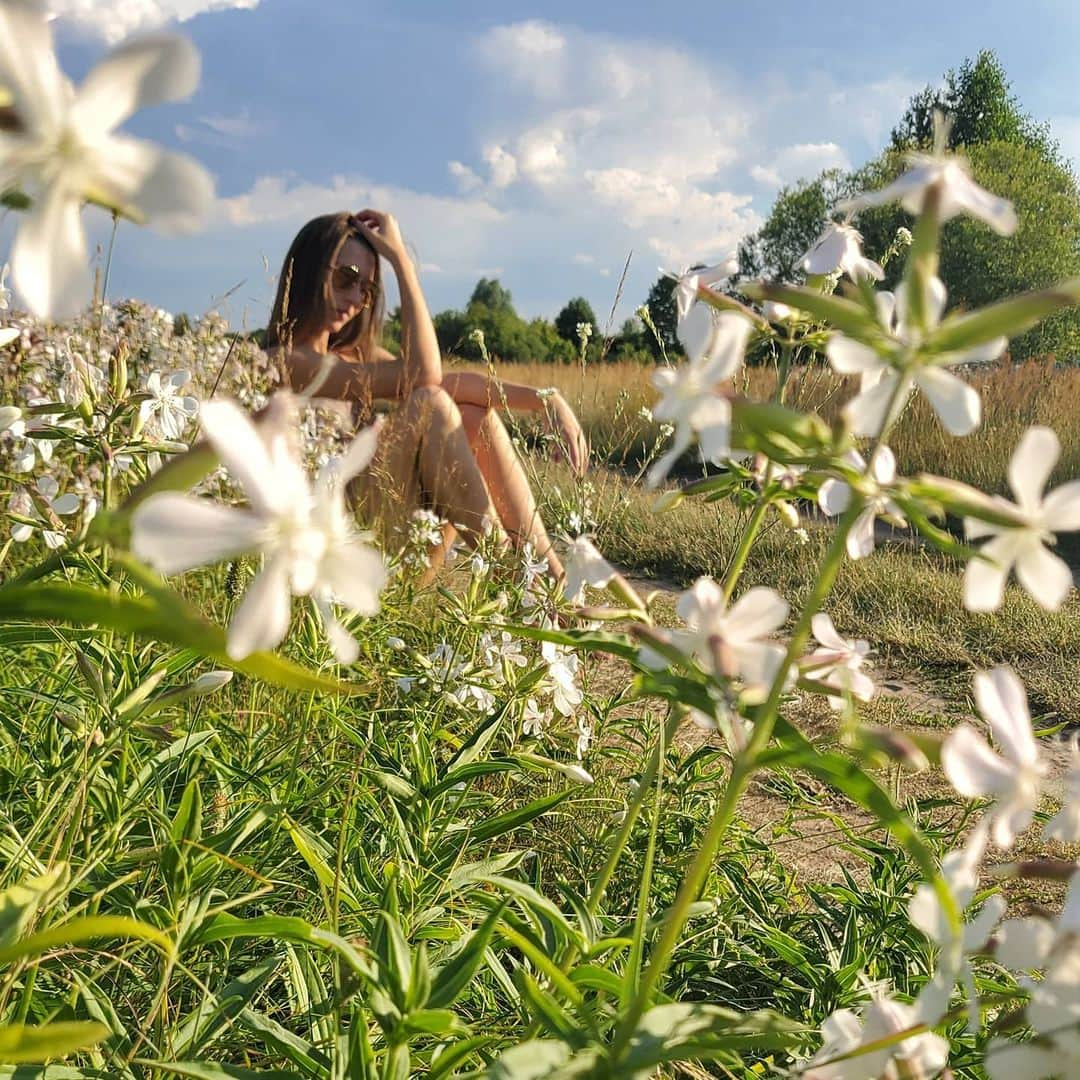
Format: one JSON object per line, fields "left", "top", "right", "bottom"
{"left": 330, "top": 263, "right": 377, "bottom": 305}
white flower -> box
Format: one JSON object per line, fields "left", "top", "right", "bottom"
{"left": 986, "top": 945, "right": 1080, "bottom": 1080}
{"left": 480, "top": 630, "right": 527, "bottom": 673}
{"left": 522, "top": 697, "right": 549, "bottom": 737}
{"left": 139, "top": 370, "right": 198, "bottom": 439}
{"left": 469, "top": 550, "right": 490, "bottom": 577}
{"left": 8, "top": 474, "right": 79, "bottom": 547}
{"left": 840, "top": 149, "right": 1017, "bottom": 236}
{"left": 0, "top": 327, "right": 18, "bottom": 348}
{"left": 521, "top": 542, "right": 549, "bottom": 588}
{"left": 671, "top": 259, "right": 738, "bottom": 363}
{"left": 646, "top": 312, "right": 751, "bottom": 488}
{"left": 562, "top": 536, "right": 615, "bottom": 604}
{"left": 941, "top": 666, "right": 1046, "bottom": 849}
{"left": 386, "top": 636, "right": 406, "bottom": 652}
{"left": 804, "top": 997, "right": 949, "bottom": 1080}
{"left": 0, "top": 1, "right": 214, "bottom": 318}
{"left": 827, "top": 277, "right": 1003, "bottom": 437}
{"left": 1045, "top": 735, "right": 1080, "bottom": 843}
{"left": 963, "top": 426, "right": 1080, "bottom": 612}
{"left": 0, "top": 405, "right": 23, "bottom": 432}
{"left": 805, "top": 613, "right": 873, "bottom": 709}
{"left": 908, "top": 818, "right": 1006, "bottom": 1029}
{"left": 131, "top": 395, "right": 386, "bottom": 662}
{"left": 800, "top": 222, "right": 883, "bottom": 283}
{"left": 818, "top": 447, "right": 906, "bottom": 560}
{"left": 663, "top": 578, "right": 790, "bottom": 700}
{"left": 994, "top": 871, "right": 1080, "bottom": 975}
{"left": 540, "top": 641, "right": 582, "bottom": 717}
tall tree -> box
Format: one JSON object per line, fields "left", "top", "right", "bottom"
{"left": 890, "top": 49, "right": 1060, "bottom": 163}
{"left": 468, "top": 277, "right": 515, "bottom": 313}
{"left": 642, "top": 275, "right": 679, "bottom": 361}
{"left": 554, "top": 297, "right": 598, "bottom": 342}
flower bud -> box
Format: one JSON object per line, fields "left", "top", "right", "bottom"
{"left": 651, "top": 488, "right": 684, "bottom": 514}
{"left": 109, "top": 346, "right": 129, "bottom": 400}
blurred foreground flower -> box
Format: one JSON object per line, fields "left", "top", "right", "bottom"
{"left": 646, "top": 311, "right": 750, "bottom": 487}
{"left": 963, "top": 426, "right": 1080, "bottom": 612}
{"left": 941, "top": 666, "right": 1046, "bottom": 849}
{"left": 804, "top": 996, "right": 948, "bottom": 1080}
{"left": 132, "top": 395, "right": 387, "bottom": 662}
{"left": 840, "top": 114, "right": 1017, "bottom": 235}
{"left": 800, "top": 221, "right": 883, "bottom": 283}
{"left": 0, "top": 0, "right": 213, "bottom": 318}
{"left": 827, "top": 278, "right": 1003, "bottom": 437}
{"left": 562, "top": 535, "right": 615, "bottom": 604}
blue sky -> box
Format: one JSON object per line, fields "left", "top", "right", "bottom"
{"left": 28, "top": 0, "right": 1080, "bottom": 332}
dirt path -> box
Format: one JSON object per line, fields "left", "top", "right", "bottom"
{"left": 588, "top": 571, "right": 1077, "bottom": 888}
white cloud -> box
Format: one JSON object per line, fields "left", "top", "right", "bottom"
{"left": 482, "top": 145, "right": 519, "bottom": 188}
{"left": 176, "top": 107, "right": 263, "bottom": 145}
{"left": 750, "top": 142, "right": 850, "bottom": 189}
{"left": 448, "top": 160, "right": 482, "bottom": 192}
{"left": 461, "top": 21, "right": 756, "bottom": 270}
{"left": 47, "top": 0, "right": 261, "bottom": 43}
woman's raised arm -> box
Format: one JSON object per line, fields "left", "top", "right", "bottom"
{"left": 352, "top": 209, "right": 442, "bottom": 391}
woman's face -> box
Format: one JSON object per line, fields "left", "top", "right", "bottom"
{"left": 325, "top": 235, "right": 378, "bottom": 335}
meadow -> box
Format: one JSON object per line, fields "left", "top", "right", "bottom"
{"left": 3, "top": 12, "right": 1080, "bottom": 1075}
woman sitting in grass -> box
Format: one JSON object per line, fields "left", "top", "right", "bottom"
{"left": 266, "top": 209, "right": 588, "bottom": 581}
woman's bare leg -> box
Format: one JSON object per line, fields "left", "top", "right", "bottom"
{"left": 459, "top": 404, "right": 564, "bottom": 580}
{"left": 362, "top": 386, "right": 504, "bottom": 573}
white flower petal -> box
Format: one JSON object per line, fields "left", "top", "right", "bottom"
{"left": 1043, "top": 480, "right": 1080, "bottom": 532}
{"left": 974, "top": 667, "right": 1036, "bottom": 767}
{"left": 942, "top": 724, "right": 1015, "bottom": 798}
{"left": 131, "top": 493, "right": 264, "bottom": 574}
{"left": 846, "top": 508, "right": 877, "bottom": 560}
{"left": 0, "top": 0, "right": 68, "bottom": 134}
{"left": 844, "top": 372, "right": 905, "bottom": 438}
{"left": 92, "top": 135, "right": 213, "bottom": 232}
{"left": 811, "top": 612, "right": 846, "bottom": 652}
{"left": 948, "top": 169, "right": 1018, "bottom": 235}
{"left": 817, "top": 477, "right": 852, "bottom": 517}
{"left": 1008, "top": 426, "right": 1059, "bottom": 510}
{"left": 1015, "top": 542, "right": 1074, "bottom": 612}
{"left": 320, "top": 543, "right": 388, "bottom": 616}
{"left": 50, "top": 493, "right": 80, "bottom": 515}
{"left": 227, "top": 554, "right": 292, "bottom": 659}
{"left": 964, "top": 533, "right": 1018, "bottom": 612}
{"left": 72, "top": 33, "right": 200, "bottom": 135}
{"left": 725, "top": 587, "right": 789, "bottom": 642}
{"left": 995, "top": 917, "right": 1055, "bottom": 972}
{"left": 676, "top": 302, "right": 714, "bottom": 363}
{"left": 11, "top": 181, "right": 92, "bottom": 320}
{"left": 336, "top": 420, "right": 383, "bottom": 484}
{"left": 313, "top": 595, "right": 360, "bottom": 665}
{"left": 198, "top": 399, "right": 281, "bottom": 515}
{"left": 826, "top": 334, "right": 883, "bottom": 376}
{"left": 917, "top": 366, "right": 981, "bottom": 436}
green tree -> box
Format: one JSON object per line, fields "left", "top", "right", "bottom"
{"left": 642, "top": 274, "right": 679, "bottom": 361}
{"left": 554, "top": 297, "right": 598, "bottom": 343}
{"left": 735, "top": 169, "right": 848, "bottom": 284}
{"left": 468, "top": 277, "right": 515, "bottom": 313}
{"left": 890, "top": 49, "right": 1060, "bottom": 162}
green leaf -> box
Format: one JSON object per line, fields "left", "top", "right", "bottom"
{"left": 619, "top": 1003, "right": 807, "bottom": 1071}
{"left": 508, "top": 625, "right": 640, "bottom": 665}
{"left": 0, "top": 582, "right": 361, "bottom": 695}
{"left": 0, "top": 867, "right": 68, "bottom": 949}
{"left": 746, "top": 282, "right": 885, "bottom": 343}
{"left": 470, "top": 791, "right": 572, "bottom": 843}
{"left": 132, "top": 1063, "right": 303, "bottom": 1080}
{"left": 188, "top": 914, "right": 372, "bottom": 979}
{"left": 0, "top": 915, "right": 172, "bottom": 965}
{"left": 927, "top": 278, "right": 1080, "bottom": 355}
{"left": 285, "top": 820, "right": 360, "bottom": 910}
{"left": 426, "top": 1037, "right": 497, "bottom": 1080}
{"left": 0, "top": 1023, "right": 109, "bottom": 1064}
{"left": 374, "top": 912, "right": 412, "bottom": 1009}
{"left": 487, "top": 1041, "right": 600, "bottom": 1080}
{"left": 399, "top": 1009, "right": 464, "bottom": 1036}
{"left": 428, "top": 902, "right": 507, "bottom": 1009}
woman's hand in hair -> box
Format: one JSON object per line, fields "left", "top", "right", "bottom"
{"left": 351, "top": 209, "right": 408, "bottom": 267}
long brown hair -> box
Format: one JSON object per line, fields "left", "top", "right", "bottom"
{"left": 265, "top": 212, "right": 384, "bottom": 359}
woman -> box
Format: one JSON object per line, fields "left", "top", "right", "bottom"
{"left": 266, "top": 209, "right": 588, "bottom": 581}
